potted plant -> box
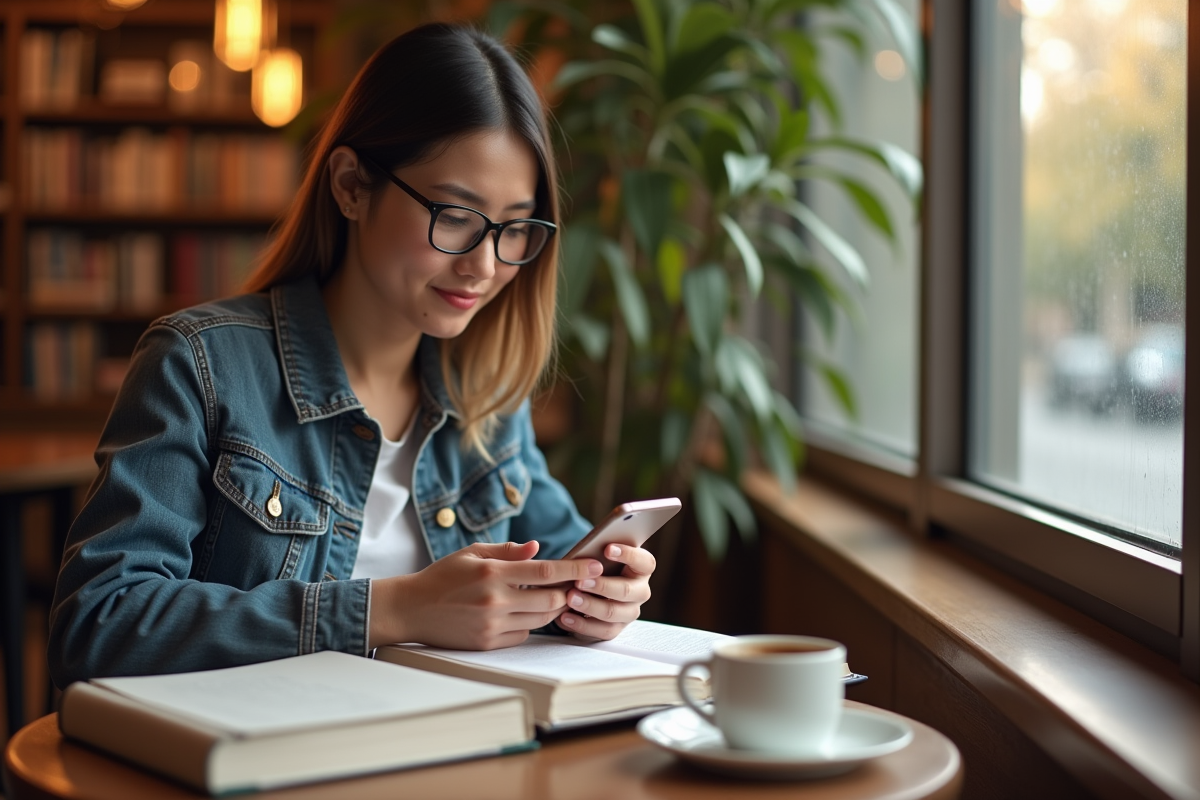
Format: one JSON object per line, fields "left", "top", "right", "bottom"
{"left": 503, "top": 0, "right": 921, "bottom": 567}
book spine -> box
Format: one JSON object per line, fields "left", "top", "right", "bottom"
{"left": 59, "top": 682, "right": 218, "bottom": 793}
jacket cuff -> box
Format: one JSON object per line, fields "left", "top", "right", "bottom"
{"left": 299, "top": 578, "right": 372, "bottom": 657}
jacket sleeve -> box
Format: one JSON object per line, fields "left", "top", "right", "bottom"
{"left": 48, "top": 323, "right": 370, "bottom": 687}
{"left": 504, "top": 400, "right": 592, "bottom": 560}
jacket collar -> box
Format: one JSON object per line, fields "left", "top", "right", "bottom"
{"left": 271, "top": 278, "right": 457, "bottom": 424}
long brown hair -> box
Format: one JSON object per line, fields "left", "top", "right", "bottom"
{"left": 245, "top": 24, "right": 560, "bottom": 455}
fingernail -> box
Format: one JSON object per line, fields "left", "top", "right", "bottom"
{"left": 607, "top": 544, "right": 622, "bottom": 558}
{"left": 569, "top": 593, "right": 584, "bottom": 607}
{"left": 560, "top": 614, "right": 576, "bottom": 626}
{"left": 587, "top": 561, "right": 603, "bottom": 576}
{"left": 578, "top": 579, "right": 596, "bottom": 590}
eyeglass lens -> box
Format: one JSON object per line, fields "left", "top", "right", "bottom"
{"left": 433, "top": 208, "right": 549, "bottom": 264}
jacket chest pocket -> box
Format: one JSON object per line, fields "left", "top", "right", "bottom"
{"left": 210, "top": 449, "right": 333, "bottom": 582}
{"left": 455, "top": 455, "right": 531, "bottom": 536}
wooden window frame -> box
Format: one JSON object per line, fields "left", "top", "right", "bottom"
{"left": 800, "top": 0, "right": 1198, "bottom": 681}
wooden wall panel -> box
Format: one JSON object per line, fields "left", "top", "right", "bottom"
{"left": 893, "top": 632, "right": 1095, "bottom": 800}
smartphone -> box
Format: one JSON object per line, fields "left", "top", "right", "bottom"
{"left": 562, "top": 497, "right": 682, "bottom": 575}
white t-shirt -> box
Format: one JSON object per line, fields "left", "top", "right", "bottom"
{"left": 350, "top": 417, "right": 432, "bottom": 580}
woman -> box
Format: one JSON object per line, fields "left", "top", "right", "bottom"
{"left": 48, "top": 23, "right": 655, "bottom": 687}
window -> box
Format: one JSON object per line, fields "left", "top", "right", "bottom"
{"left": 799, "top": 0, "right": 922, "bottom": 461}
{"left": 795, "top": 0, "right": 1195, "bottom": 677}
{"left": 972, "top": 0, "right": 1184, "bottom": 554}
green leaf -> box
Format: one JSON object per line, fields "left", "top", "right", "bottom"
{"left": 662, "top": 34, "right": 743, "bottom": 100}
{"left": 810, "top": 137, "right": 923, "bottom": 202}
{"left": 631, "top": 0, "right": 667, "bottom": 76}
{"left": 774, "top": 29, "right": 842, "bottom": 128}
{"left": 674, "top": 3, "right": 735, "bottom": 53}
{"left": 709, "top": 470, "right": 757, "bottom": 541}
{"left": 552, "top": 60, "right": 654, "bottom": 93}
{"left": 723, "top": 152, "right": 770, "bottom": 197}
{"left": 599, "top": 239, "right": 651, "bottom": 348}
{"left": 715, "top": 337, "right": 774, "bottom": 424}
{"left": 704, "top": 391, "right": 747, "bottom": 477}
{"left": 682, "top": 264, "right": 728, "bottom": 356}
{"left": 760, "top": 417, "right": 798, "bottom": 491}
{"left": 718, "top": 213, "right": 764, "bottom": 297}
{"left": 698, "top": 128, "right": 742, "bottom": 194}
{"left": 772, "top": 391, "right": 805, "bottom": 440}
{"left": 781, "top": 199, "right": 868, "bottom": 288}
{"left": 559, "top": 222, "right": 600, "bottom": 315}
{"left": 693, "top": 469, "right": 730, "bottom": 560}
{"left": 764, "top": 222, "right": 810, "bottom": 265}
{"left": 661, "top": 409, "right": 690, "bottom": 464}
{"left": 771, "top": 108, "right": 810, "bottom": 164}
{"left": 571, "top": 314, "right": 610, "bottom": 362}
{"left": 764, "top": 254, "right": 836, "bottom": 343}
{"left": 592, "top": 24, "right": 651, "bottom": 64}
{"left": 836, "top": 177, "right": 895, "bottom": 242}
{"left": 656, "top": 237, "right": 686, "bottom": 305}
{"left": 819, "top": 362, "right": 858, "bottom": 419}
{"left": 622, "top": 170, "right": 675, "bottom": 263}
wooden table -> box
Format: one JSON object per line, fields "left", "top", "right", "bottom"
{"left": 4, "top": 705, "right": 962, "bottom": 800}
{"left": 0, "top": 433, "right": 99, "bottom": 741}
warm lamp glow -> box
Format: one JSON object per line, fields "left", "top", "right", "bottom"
{"left": 252, "top": 48, "right": 303, "bottom": 127}
{"left": 169, "top": 61, "right": 202, "bottom": 92}
{"left": 214, "top": 0, "right": 276, "bottom": 72}
{"left": 104, "top": 0, "right": 149, "bottom": 8}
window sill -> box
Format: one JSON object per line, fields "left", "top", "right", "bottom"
{"left": 742, "top": 470, "right": 1200, "bottom": 800}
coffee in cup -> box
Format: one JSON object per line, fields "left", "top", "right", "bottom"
{"left": 676, "top": 635, "right": 846, "bottom": 756}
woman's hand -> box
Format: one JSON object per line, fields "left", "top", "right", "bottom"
{"left": 557, "top": 544, "right": 655, "bottom": 641}
{"left": 368, "top": 540, "right": 602, "bottom": 650}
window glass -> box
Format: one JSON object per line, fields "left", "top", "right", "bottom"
{"left": 971, "top": 0, "right": 1185, "bottom": 552}
{"left": 798, "top": 0, "right": 922, "bottom": 459}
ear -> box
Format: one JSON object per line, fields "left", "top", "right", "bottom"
{"left": 328, "top": 146, "right": 367, "bottom": 220}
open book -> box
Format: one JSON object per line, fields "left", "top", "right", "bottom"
{"left": 376, "top": 620, "right": 866, "bottom": 730}
{"left": 58, "top": 651, "right": 534, "bottom": 795}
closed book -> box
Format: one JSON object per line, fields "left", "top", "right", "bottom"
{"left": 58, "top": 651, "right": 535, "bottom": 796}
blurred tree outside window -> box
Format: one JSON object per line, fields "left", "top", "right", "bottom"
{"left": 971, "top": 0, "right": 1184, "bottom": 553}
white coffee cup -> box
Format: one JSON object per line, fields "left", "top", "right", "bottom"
{"left": 676, "top": 635, "right": 846, "bottom": 756}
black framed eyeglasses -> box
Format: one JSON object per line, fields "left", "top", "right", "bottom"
{"left": 357, "top": 153, "right": 556, "bottom": 266}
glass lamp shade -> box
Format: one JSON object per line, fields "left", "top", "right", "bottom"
{"left": 214, "top": 0, "right": 276, "bottom": 72}
{"left": 252, "top": 48, "right": 303, "bottom": 127}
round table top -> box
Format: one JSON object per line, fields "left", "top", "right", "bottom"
{"left": 5, "top": 704, "right": 961, "bottom": 800}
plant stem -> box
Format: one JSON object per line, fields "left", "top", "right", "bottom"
{"left": 591, "top": 230, "right": 635, "bottom": 519}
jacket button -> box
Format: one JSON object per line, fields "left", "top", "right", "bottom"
{"left": 436, "top": 508, "right": 456, "bottom": 528}
{"left": 352, "top": 424, "right": 375, "bottom": 441}
{"left": 505, "top": 485, "right": 521, "bottom": 506}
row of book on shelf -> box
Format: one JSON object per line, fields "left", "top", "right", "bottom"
{"left": 24, "top": 321, "right": 123, "bottom": 401}
{"left": 27, "top": 228, "right": 268, "bottom": 313}
{"left": 24, "top": 128, "right": 300, "bottom": 212}
{"left": 21, "top": 28, "right": 251, "bottom": 110}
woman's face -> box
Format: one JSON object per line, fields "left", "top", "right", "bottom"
{"left": 338, "top": 129, "right": 540, "bottom": 341}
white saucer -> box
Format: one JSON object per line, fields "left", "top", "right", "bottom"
{"left": 637, "top": 704, "right": 914, "bottom": 780}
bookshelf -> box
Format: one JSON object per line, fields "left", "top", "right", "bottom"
{"left": 0, "top": 0, "right": 335, "bottom": 430}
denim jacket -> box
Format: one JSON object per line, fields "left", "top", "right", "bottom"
{"left": 48, "top": 277, "right": 591, "bottom": 687}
